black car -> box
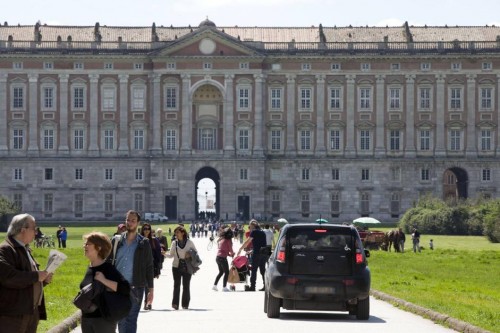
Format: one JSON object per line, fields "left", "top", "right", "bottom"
{"left": 264, "top": 223, "right": 371, "bottom": 319}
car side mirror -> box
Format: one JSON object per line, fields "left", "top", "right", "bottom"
{"left": 364, "top": 249, "right": 370, "bottom": 258}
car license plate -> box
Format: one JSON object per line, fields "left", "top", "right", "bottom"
{"left": 305, "top": 286, "right": 334, "bottom": 294}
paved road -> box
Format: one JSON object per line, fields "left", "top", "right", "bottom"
{"left": 71, "top": 235, "right": 456, "bottom": 333}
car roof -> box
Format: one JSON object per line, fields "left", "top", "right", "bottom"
{"left": 281, "top": 223, "right": 356, "bottom": 231}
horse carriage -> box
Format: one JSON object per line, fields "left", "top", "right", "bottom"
{"left": 358, "top": 229, "right": 386, "bottom": 250}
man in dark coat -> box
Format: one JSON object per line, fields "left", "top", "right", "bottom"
{"left": 0, "top": 213, "right": 53, "bottom": 333}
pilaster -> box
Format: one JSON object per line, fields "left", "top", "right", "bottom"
{"left": 118, "top": 74, "right": 130, "bottom": 154}
{"left": 223, "top": 74, "right": 235, "bottom": 154}
{"left": 0, "top": 74, "right": 8, "bottom": 153}
{"left": 375, "top": 74, "right": 386, "bottom": 156}
{"left": 88, "top": 74, "right": 100, "bottom": 154}
{"left": 315, "top": 74, "right": 326, "bottom": 155}
{"left": 27, "top": 73, "right": 39, "bottom": 155}
{"left": 151, "top": 73, "right": 162, "bottom": 153}
{"left": 405, "top": 74, "right": 416, "bottom": 157}
{"left": 345, "top": 74, "right": 356, "bottom": 156}
{"left": 180, "top": 74, "right": 192, "bottom": 154}
{"left": 465, "top": 74, "right": 477, "bottom": 157}
{"left": 253, "top": 74, "right": 264, "bottom": 155}
{"left": 435, "top": 74, "right": 446, "bottom": 156}
{"left": 286, "top": 74, "right": 296, "bottom": 154}
{"left": 58, "top": 74, "right": 70, "bottom": 154}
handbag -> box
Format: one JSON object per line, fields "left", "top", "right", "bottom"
{"left": 227, "top": 267, "right": 240, "bottom": 284}
{"left": 176, "top": 244, "right": 188, "bottom": 273}
{"left": 73, "top": 281, "right": 104, "bottom": 313}
{"left": 100, "top": 288, "right": 132, "bottom": 322}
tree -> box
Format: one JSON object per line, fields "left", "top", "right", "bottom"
{"left": 0, "top": 196, "right": 18, "bottom": 216}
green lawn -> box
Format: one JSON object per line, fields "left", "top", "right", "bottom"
{"left": 1, "top": 225, "right": 499, "bottom": 332}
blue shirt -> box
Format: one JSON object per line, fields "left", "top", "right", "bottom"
{"left": 115, "top": 235, "right": 139, "bottom": 284}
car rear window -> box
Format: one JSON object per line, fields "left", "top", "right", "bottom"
{"left": 288, "top": 227, "right": 352, "bottom": 251}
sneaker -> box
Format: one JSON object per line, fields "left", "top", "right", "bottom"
{"left": 212, "top": 285, "right": 218, "bottom": 291}
{"left": 222, "top": 287, "right": 230, "bottom": 292}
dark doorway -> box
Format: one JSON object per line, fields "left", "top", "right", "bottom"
{"left": 443, "top": 167, "right": 468, "bottom": 201}
{"left": 195, "top": 167, "right": 220, "bottom": 220}
{"left": 165, "top": 195, "right": 177, "bottom": 220}
{"left": 237, "top": 195, "right": 250, "bottom": 221}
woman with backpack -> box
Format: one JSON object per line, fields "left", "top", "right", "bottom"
{"left": 212, "top": 227, "right": 235, "bottom": 292}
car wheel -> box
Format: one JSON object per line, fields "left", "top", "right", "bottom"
{"left": 356, "top": 297, "right": 370, "bottom": 320}
{"left": 264, "top": 288, "right": 268, "bottom": 313}
{"left": 266, "top": 290, "right": 280, "bottom": 318}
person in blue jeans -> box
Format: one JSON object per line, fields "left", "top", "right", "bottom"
{"left": 111, "top": 210, "right": 155, "bottom": 333}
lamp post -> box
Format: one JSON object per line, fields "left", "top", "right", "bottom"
{"left": 205, "top": 191, "right": 208, "bottom": 210}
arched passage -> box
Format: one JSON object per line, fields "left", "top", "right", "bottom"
{"left": 442, "top": 167, "right": 468, "bottom": 200}
{"left": 195, "top": 167, "right": 220, "bottom": 220}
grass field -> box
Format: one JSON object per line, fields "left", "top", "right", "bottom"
{"left": 1, "top": 224, "right": 499, "bottom": 332}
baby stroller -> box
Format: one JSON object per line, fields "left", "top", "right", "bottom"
{"left": 228, "top": 255, "right": 250, "bottom": 291}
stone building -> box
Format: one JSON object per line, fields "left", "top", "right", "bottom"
{"left": 0, "top": 19, "right": 499, "bottom": 222}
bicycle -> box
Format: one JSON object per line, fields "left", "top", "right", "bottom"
{"left": 41, "top": 235, "right": 56, "bottom": 248}
{"left": 207, "top": 235, "right": 215, "bottom": 250}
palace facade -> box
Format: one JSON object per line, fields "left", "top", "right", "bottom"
{"left": 1, "top": 19, "right": 499, "bottom": 222}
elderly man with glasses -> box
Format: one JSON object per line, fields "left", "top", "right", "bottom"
{"left": 0, "top": 213, "right": 53, "bottom": 333}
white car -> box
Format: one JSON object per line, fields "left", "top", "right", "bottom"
{"left": 144, "top": 213, "right": 169, "bottom": 222}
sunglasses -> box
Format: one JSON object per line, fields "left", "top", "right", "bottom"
{"left": 143, "top": 228, "right": 151, "bottom": 231}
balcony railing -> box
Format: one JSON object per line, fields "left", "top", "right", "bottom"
{"left": 1, "top": 40, "right": 500, "bottom": 55}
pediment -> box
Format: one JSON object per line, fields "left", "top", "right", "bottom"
{"left": 152, "top": 28, "right": 263, "bottom": 58}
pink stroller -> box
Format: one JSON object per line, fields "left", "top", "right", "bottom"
{"left": 229, "top": 255, "right": 250, "bottom": 291}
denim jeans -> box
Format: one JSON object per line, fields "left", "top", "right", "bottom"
{"left": 118, "top": 287, "right": 144, "bottom": 333}
{"left": 214, "top": 256, "right": 229, "bottom": 287}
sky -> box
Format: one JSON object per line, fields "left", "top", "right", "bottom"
{"left": 3, "top": 0, "right": 500, "bottom": 28}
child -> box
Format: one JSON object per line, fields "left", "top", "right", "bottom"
{"left": 429, "top": 239, "right": 434, "bottom": 250}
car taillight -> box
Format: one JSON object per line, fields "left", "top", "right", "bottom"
{"left": 314, "top": 229, "right": 327, "bottom": 233}
{"left": 277, "top": 250, "right": 286, "bottom": 263}
{"left": 355, "top": 253, "right": 363, "bottom": 264}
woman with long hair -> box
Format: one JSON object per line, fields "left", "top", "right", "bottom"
{"left": 212, "top": 227, "right": 234, "bottom": 292}
{"left": 165, "top": 226, "right": 197, "bottom": 310}
{"left": 140, "top": 223, "right": 162, "bottom": 310}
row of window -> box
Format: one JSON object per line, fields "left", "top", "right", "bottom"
{"left": 11, "top": 192, "right": 144, "bottom": 218}
{"left": 5, "top": 81, "right": 498, "bottom": 113}
{"left": 12, "top": 62, "right": 148, "bottom": 71}
{"left": 7, "top": 83, "right": 177, "bottom": 112}
{"left": 268, "top": 191, "right": 401, "bottom": 217}
{"left": 10, "top": 60, "right": 495, "bottom": 72}
{"left": 7, "top": 126, "right": 497, "bottom": 152}
{"left": 11, "top": 167, "right": 176, "bottom": 182}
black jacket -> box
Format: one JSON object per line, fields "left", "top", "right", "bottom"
{"left": 109, "top": 233, "right": 154, "bottom": 289}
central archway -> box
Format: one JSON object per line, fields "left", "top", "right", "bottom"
{"left": 443, "top": 167, "right": 468, "bottom": 201}
{"left": 195, "top": 167, "right": 220, "bottom": 220}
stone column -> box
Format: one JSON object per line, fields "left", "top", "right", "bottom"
{"left": 27, "top": 73, "right": 39, "bottom": 155}
{"left": 345, "top": 74, "right": 356, "bottom": 156}
{"left": 0, "top": 74, "right": 8, "bottom": 153}
{"left": 180, "top": 74, "right": 192, "bottom": 154}
{"left": 315, "top": 74, "right": 326, "bottom": 154}
{"left": 466, "top": 74, "right": 477, "bottom": 157}
{"left": 118, "top": 74, "right": 129, "bottom": 154}
{"left": 58, "top": 74, "right": 69, "bottom": 154}
{"left": 405, "top": 74, "right": 416, "bottom": 157}
{"left": 88, "top": 74, "right": 100, "bottom": 154}
{"left": 375, "top": 74, "right": 386, "bottom": 156}
{"left": 224, "top": 74, "right": 235, "bottom": 153}
{"left": 497, "top": 75, "right": 500, "bottom": 154}
{"left": 253, "top": 74, "right": 264, "bottom": 155}
{"left": 435, "top": 74, "right": 446, "bottom": 156}
{"left": 286, "top": 74, "right": 296, "bottom": 154}
{"left": 151, "top": 73, "right": 162, "bottom": 153}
